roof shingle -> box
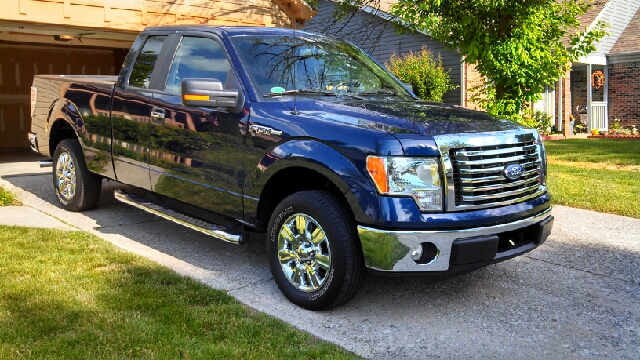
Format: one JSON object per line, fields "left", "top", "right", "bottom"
{"left": 610, "top": 7, "right": 640, "bottom": 54}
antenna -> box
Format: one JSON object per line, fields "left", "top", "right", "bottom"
{"left": 290, "top": 5, "right": 300, "bottom": 115}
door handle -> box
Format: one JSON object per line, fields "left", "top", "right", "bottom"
{"left": 151, "top": 107, "right": 165, "bottom": 120}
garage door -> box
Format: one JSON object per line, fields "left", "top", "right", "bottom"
{"left": 0, "top": 44, "right": 124, "bottom": 148}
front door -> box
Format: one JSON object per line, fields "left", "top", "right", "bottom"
{"left": 112, "top": 34, "right": 169, "bottom": 190}
{"left": 149, "top": 35, "right": 249, "bottom": 220}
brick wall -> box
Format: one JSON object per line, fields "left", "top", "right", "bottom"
{"left": 464, "top": 62, "right": 485, "bottom": 110}
{"left": 608, "top": 61, "right": 640, "bottom": 127}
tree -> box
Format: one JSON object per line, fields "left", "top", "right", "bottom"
{"left": 387, "top": 0, "right": 607, "bottom": 117}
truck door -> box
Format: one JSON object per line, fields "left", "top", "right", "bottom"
{"left": 111, "top": 34, "right": 171, "bottom": 190}
{"left": 149, "top": 34, "right": 249, "bottom": 220}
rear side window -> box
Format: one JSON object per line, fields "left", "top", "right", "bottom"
{"left": 129, "top": 35, "right": 167, "bottom": 89}
{"left": 164, "top": 37, "right": 232, "bottom": 95}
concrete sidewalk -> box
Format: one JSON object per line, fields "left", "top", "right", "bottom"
{"left": 0, "top": 149, "right": 73, "bottom": 230}
{"left": 0, "top": 206, "right": 75, "bottom": 230}
{"left": 1, "top": 149, "right": 639, "bottom": 359}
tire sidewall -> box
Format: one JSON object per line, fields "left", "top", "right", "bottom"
{"left": 53, "top": 140, "right": 86, "bottom": 211}
{"left": 267, "top": 192, "right": 349, "bottom": 310}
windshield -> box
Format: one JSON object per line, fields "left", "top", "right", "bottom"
{"left": 230, "top": 35, "right": 415, "bottom": 101}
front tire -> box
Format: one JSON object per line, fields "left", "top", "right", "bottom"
{"left": 53, "top": 139, "right": 102, "bottom": 211}
{"left": 267, "top": 190, "right": 365, "bottom": 310}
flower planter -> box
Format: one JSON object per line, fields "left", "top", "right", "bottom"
{"left": 540, "top": 135, "right": 566, "bottom": 141}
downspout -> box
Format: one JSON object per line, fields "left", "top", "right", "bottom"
{"left": 460, "top": 57, "right": 466, "bottom": 107}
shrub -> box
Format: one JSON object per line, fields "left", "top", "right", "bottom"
{"left": 0, "top": 186, "right": 19, "bottom": 206}
{"left": 385, "top": 47, "right": 457, "bottom": 102}
{"left": 516, "top": 110, "right": 553, "bottom": 135}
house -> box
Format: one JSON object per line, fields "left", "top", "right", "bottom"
{"left": 550, "top": 0, "right": 640, "bottom": 135}
{"left": 306, "top": 0, "right": 640, "bottom": 136}
{"left": 0, "top": 0, "right": 316, "bottom": 149}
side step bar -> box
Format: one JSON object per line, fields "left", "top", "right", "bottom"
{"left": 114, "top": 190, "right": 246, "bottom": 244}
{"left": 40, "top": 160, "right": 53, "bottom": 167}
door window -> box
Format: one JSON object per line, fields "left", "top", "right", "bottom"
{"left": 129, "top": 35, "right": 167, "bottom": 89}
{"left": 165, "top": 37, "right": 232, "bottom": 95}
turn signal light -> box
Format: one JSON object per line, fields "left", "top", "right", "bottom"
{"left": 366, "top": 156, "right": 388, "bottom": 193}
{"left": 183, "top": 94, "right": 209, "bottom": 101}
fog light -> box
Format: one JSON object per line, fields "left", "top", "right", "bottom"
{"left": 411, "top": 242, "right": 439, "bottom": 265}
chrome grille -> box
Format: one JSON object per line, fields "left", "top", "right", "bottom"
{"left": 450, "top": 140, "right": 541, "bottom": 207}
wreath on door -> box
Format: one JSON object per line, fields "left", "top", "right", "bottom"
{"left": 592, "top": 70, "right": 605, "bottom": 89}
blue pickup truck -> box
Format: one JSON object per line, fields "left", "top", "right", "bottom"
{"left": 29, "top": 26, "right": 553, "bottom": 310}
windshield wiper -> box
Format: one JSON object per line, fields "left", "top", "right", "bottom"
{"left": 263, "top": 89, "right": 337, "bottom": 97}
{"left": 357, "top": 89, "right": 398, "bottom": 96}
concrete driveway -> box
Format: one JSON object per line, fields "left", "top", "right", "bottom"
{"left": 1, "top": 155, "right": 638, "bottom": 359}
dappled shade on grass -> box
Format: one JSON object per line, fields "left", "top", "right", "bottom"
{"left": 545, "top": 139, "right": 640, "bottom": 219}
{"left": 545, "top": 139, "right": 640, "bottom": 166}
{"left": 0, "top": 226, "right": 358, "bottom": 359}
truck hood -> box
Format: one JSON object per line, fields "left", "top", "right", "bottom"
{"left": 300, "top": 99, "right": 525, "bottom": 137}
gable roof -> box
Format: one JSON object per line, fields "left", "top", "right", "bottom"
{"left": 576, "top": 0, "right": 610, "bottom": 31}
{"left": 610, "top": 6, "right": 640, "bottom": 54}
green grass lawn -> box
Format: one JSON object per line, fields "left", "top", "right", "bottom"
{"left": 545, "top": 138, "right": 640, "bottom": 219}
{"left": 0, "top": 186, "right": 19, "bottom": 206}
{"left": 0, "top": 226, "right": 358, "bottom": 359}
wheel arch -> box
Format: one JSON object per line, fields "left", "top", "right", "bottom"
{"left": 246, "top": 139, "right": 373, "bottom": 231}
{"left": 49, "top": 117, "right": 78, "bottom": 158}
{"left": 48, "top": 98, "right": 84, "bottom": 156}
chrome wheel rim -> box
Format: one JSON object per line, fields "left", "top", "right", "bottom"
{"left": 56, "top": 152, "right": 76, "bottom": 200}
{"left": 277, "top": 213, "right": 332, "bottom": 293}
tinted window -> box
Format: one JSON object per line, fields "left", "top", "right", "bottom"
{"left": 165, "top": 37, "right": 232, "bottom": 95}
{"left": 129, "top": 35, "right": 167, "bottom": 89}
{"left": 230, "top": 35, "right": 413, "bottom": 100}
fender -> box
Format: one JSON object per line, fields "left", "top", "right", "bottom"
{"left": 48, "top": 97, "right": 117, "bottom": 179}
{"left": 47, "top": 98, "right": 81, "bottom": 148}
{"left": 243, "top": 139, "right": 379, "bottom": 226}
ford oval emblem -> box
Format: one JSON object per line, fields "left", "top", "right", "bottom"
{"left": 504, "top": 164, "right": 524, "bottom": 180}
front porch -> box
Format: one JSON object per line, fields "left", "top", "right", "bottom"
{"left": 543, "top": 62, "right": 609, "bottom": 137}
{"left": 570, "top": 63, "right": 609, "bottom": 134}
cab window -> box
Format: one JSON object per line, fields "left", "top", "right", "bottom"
{"left": 129, "top": 35, "right": 167, "bottom": 89}
{"left": 165, "top": 37, "right": 232, "bottom": 95}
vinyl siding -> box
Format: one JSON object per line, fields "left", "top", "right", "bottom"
{"left": 304, "top": 0, "right": 462, "bottom": 105}
{"left": 591, "top": 0, "right": 640, "bottom": 56}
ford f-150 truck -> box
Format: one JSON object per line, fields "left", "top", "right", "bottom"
{"left": 29, "top": 26, "right": 553, "bottom": 310}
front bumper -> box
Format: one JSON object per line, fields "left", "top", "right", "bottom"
{"left": 358, "top": 208, "right": 553, "bottom": 273}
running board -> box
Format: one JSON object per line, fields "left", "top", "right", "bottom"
{"left": 114, "top": 190, "right": 246, "bottom": 244}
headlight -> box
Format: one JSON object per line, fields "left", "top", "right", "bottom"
{"left": 536, "top": 138, "right": 548, "bottom": 186}
{"left": 366, "top": 156, "right": 443, "bottom": 211}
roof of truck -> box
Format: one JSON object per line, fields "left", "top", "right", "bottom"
{"left": 142, "top": 25, "right": 321, "bottom": 38}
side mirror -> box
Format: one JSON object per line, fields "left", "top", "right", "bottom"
{"left": 181, "top": 78, "right": 244, "bottom": 113}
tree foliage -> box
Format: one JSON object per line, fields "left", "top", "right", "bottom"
{"left": 388, "top": 0, "right": 607, "bottom": 116}
{"left": 385, "top": 47, "right": 457, "bottom": 102}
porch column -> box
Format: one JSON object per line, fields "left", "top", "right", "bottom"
{"left": 559, "top": 69, "right": 572, "bottom": 137}
{"left": 587, "top": 64, "right": 592, "bottom": 132}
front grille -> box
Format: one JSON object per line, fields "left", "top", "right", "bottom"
{"left": 449, "top": 140, "right": 541, "bottom": 207}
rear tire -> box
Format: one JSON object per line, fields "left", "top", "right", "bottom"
{"left": 53, "top": 139, "right": 102, "bottom": 211}
{"left": 267, "top": 190, "right": 365, "bottom": 310}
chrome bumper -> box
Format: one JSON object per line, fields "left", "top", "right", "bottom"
{"left": 28, "top": 132, "right": 39, "bottom": 152}
{"left": 358, "top": 208, "right": 553, "bottom": 272}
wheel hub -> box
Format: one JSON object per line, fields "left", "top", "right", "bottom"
{"left": 277, "top": 213, "right": 331, "bottom": 292}
{"left": 55, "top": 152, "right": 76, "bottom": 201}
{"left": 297, "top": 242, "right": 315, "bottom": 262}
